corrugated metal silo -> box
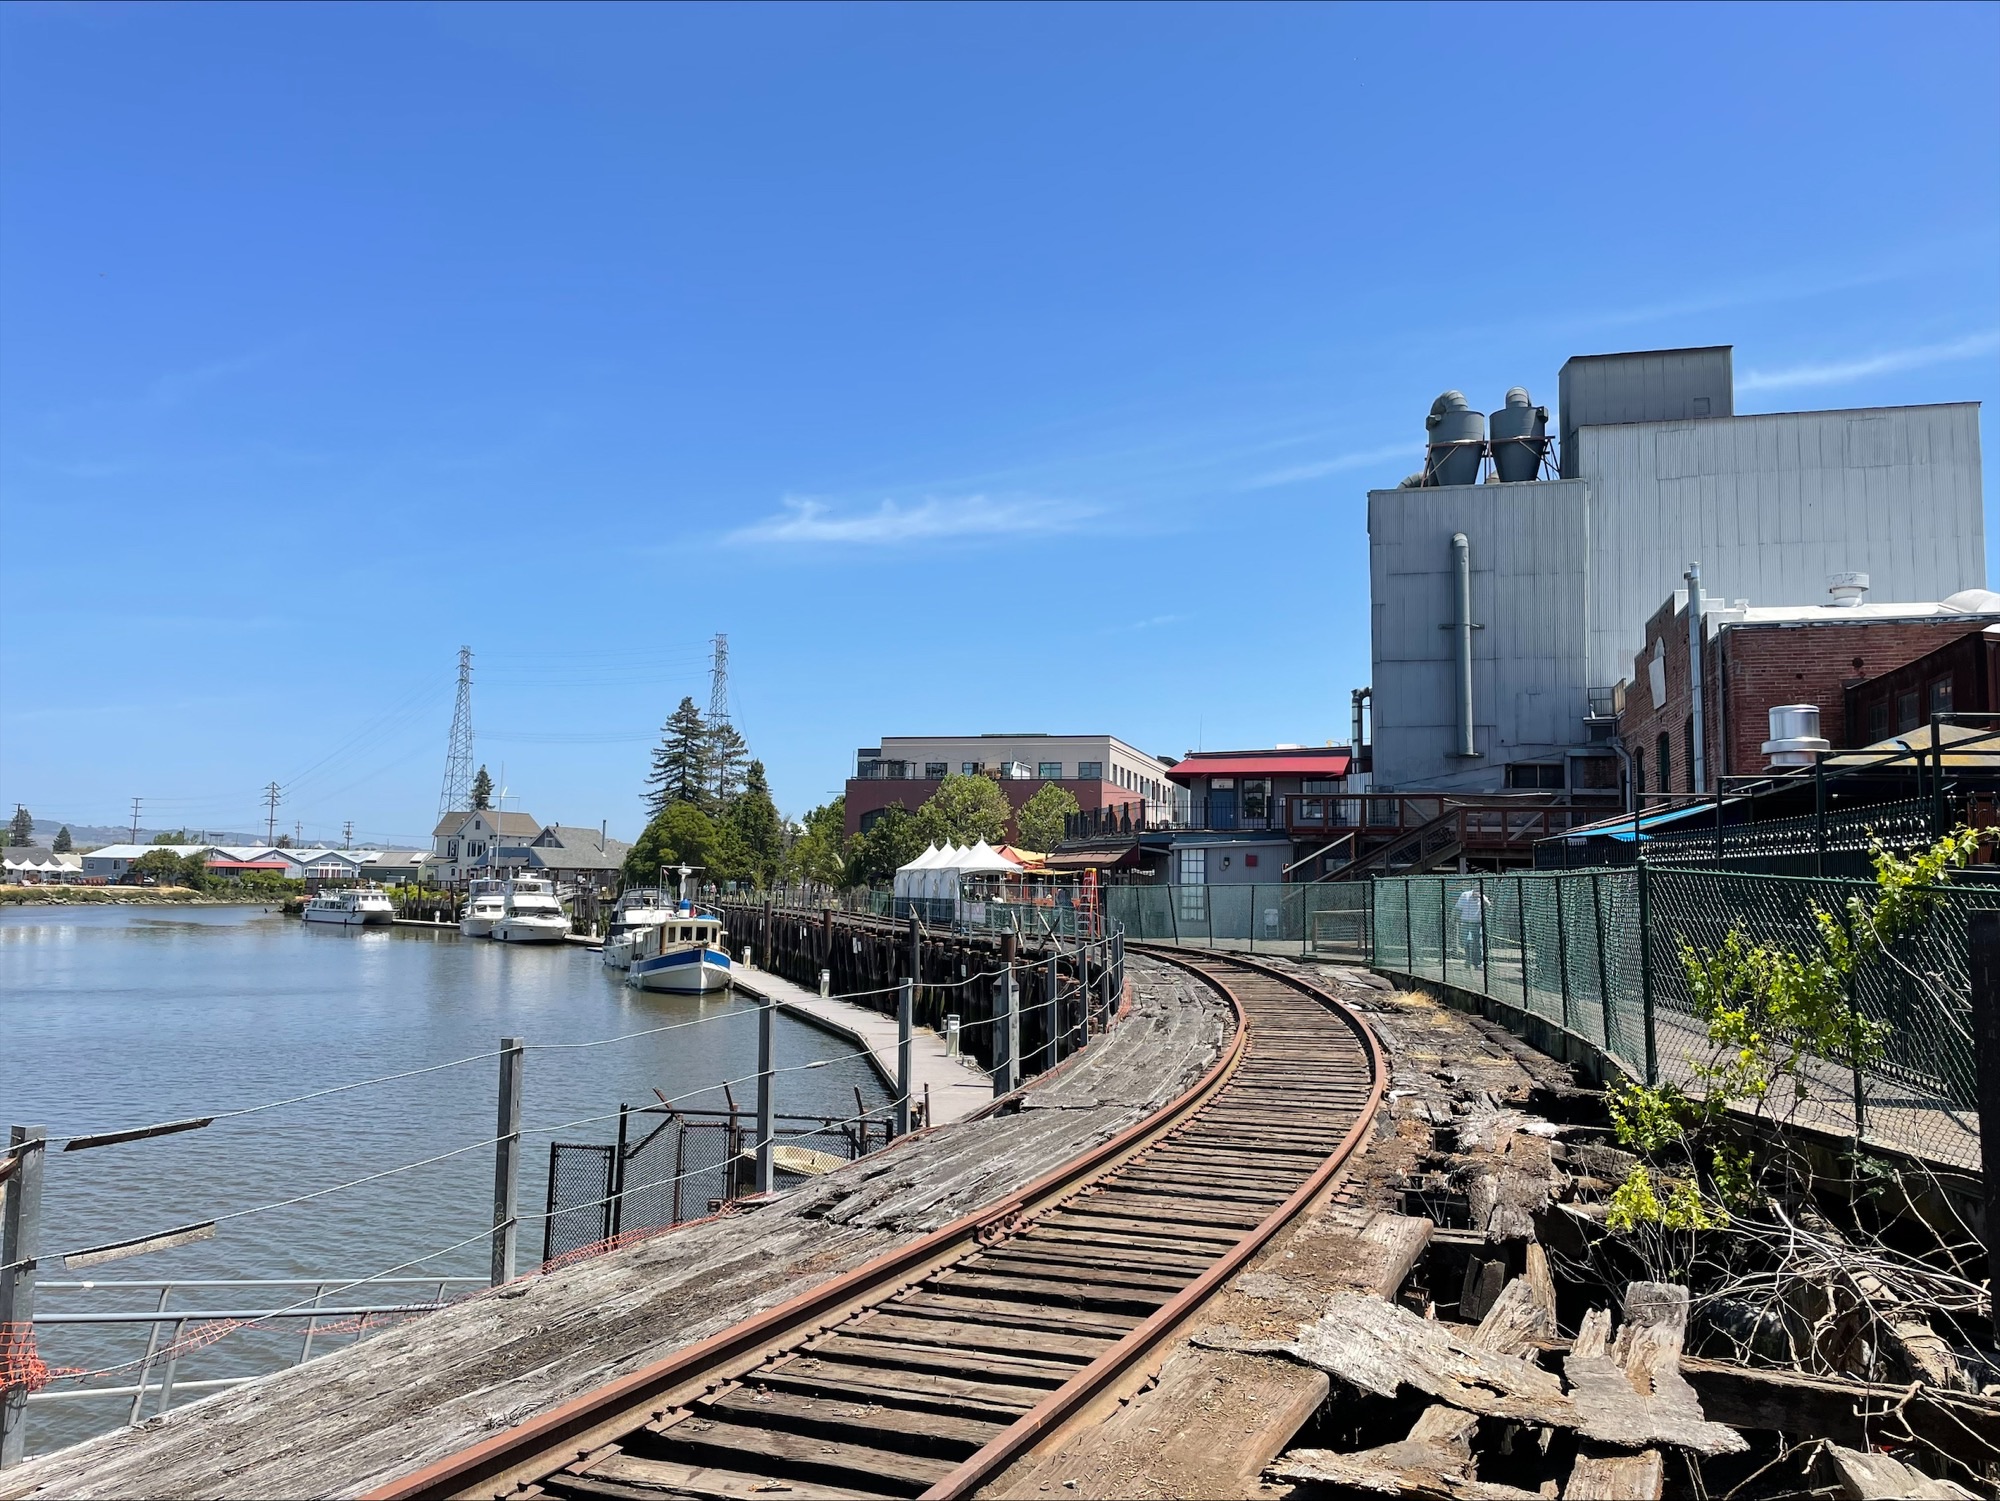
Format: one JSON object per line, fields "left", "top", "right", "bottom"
{"left": 1423, "top": 391, "right": 1485, "bottom": 487}
{"left": 1488, "top": 387, "right": 1548, "bottom": 482}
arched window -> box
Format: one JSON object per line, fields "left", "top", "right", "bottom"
{"left": 1656, "top": 732, "right": 1672, "bottom": 795}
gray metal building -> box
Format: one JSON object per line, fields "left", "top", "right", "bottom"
{"left": 1367, "top": 346, "right": 1985, "bottom": 795}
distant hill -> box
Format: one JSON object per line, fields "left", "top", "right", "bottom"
{"left": 23, "top": 818, "right": 268, "bottom": 851}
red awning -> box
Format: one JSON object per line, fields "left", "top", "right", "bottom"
{"left": 1167, "top": 752, "right": 1350, "bottom": 782}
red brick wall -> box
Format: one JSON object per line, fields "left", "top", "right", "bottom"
{"left": 1619, "top": 604, "right": 1991, "bottom": 787}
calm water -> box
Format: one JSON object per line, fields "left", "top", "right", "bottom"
{"left": 1, "top": 904, "right": 885, "bottom": 1454}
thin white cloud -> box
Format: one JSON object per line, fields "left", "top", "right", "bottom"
{"left": 724, "top": 494, "right": 1090, "bottom": 546}
{"left": 1737, "top": 331, "right": 2000, "bottom": 394}
{"left": 1241, "top": 442, "right": 1416, "bottom": 490}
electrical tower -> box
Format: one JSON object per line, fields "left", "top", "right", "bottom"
{"left": 707, "top": 633, "right": 730, "bottom": 728}
{"left": 436, "top": 646, "right": 476, "bottom": 823}
{"left": 263, "top": 782, "right": 281, "bottom": 845}
{"left": 129, "top": 797, "right": 142, "bottom": 845}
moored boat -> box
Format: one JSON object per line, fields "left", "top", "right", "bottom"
{"left": 303, "top": 885, "right": 395, "bottom": 927}
{"left": 602, "top": 886, "right": 673, "bottom": 970}
{"left": 459, "top": 878, "right": 507, "bottom": 938}
{"left": 492, "top": 876, "right": 569, "bottom": 944}
{"left": 627, "top": 907, "right": 731, "bottom": 994}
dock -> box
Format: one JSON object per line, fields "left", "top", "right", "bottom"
{"left": 732, "top": 963, "right": 995, "bottom": 1125}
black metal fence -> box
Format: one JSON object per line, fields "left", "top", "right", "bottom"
{"left": 1369, "top": 865, "right": 1990, "bottom": 1173}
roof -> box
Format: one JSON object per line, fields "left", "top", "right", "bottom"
{"left": 528, "top": 842, "right": 627, "bottom": 872}
{"left": 533, "top": 824, "right": 618, "bottom": 851}
{"left": 432, "top": 810, "right": 541, "bottom": 837}
{"left": 1166, "top": 749, "right": 1351, "bottom": 783}
{"left": 1044, "top": 842, "right": 1141, "bottom": 870}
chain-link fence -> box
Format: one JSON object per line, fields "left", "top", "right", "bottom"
{"left": 1645, "top": 794, "right": 1940, "bottom": 878}
{"left": 1101, "top": 882, "right": 1372, "bottom": 958}
{"left": 1371, "top": 866, "right": 1986, "bottom": 1172}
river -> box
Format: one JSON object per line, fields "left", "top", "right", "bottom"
{"left": 0, "top": 904, "right": 887, "bottom": 1456}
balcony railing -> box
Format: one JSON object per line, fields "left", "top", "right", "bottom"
{"left": 1063, "top": 793, "right": 1620, "bottom": 844}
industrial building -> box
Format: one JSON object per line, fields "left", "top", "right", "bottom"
{"left": 843, "top": 733, "right": 1177, "bottom": 839}
{"left": 1366, "top": 346, "right": 1985, "bottom": 800}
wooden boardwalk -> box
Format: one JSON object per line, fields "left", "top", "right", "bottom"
{"left": 732, "top": 965, "right": 997, "bottom": 1126}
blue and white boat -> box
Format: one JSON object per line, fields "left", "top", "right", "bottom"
{"left": 627, "top": 905, "right": 732, "bottom": 994}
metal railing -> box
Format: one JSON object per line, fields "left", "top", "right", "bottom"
{"left": 26, "top": 1275, "right": 482, "bottom": 1426}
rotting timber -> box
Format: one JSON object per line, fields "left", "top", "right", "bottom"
{"left": 354, "top": 949, "right": 1386, "bottom": 1501}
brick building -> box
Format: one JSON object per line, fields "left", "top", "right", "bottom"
{"left": 844, "top": 733, "right": 1175, "bottom": 841}
{"left": 1846, "top": 625, "right": 2000, "bottom": 743}
{"left": 1618, "top": 582, "right": 2000, "bottom": 795}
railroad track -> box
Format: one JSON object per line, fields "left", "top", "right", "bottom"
{"left": 366, "top": 949, "right": 1383, "bottom": 1501}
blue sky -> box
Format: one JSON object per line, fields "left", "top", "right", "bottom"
{"left": 2, "top": 2, "right": 1995, "bottom": 845}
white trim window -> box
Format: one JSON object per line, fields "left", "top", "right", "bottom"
{"left": 1176, "top": 848, "right": 1207, "bottom": 922}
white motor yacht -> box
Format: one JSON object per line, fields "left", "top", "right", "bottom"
{"left": 492, "top": 876, "right": 570, "bottom": 944}
{"left": 602, "top": 886, "right": 673, "bottom": 970}
{"left": 626, "top": 906, "right": 732, "bottom": 994}
{"left": 459, "top": 878, "right": 507, "bottom": 938}
{"left": 303, "top": 885, "right": 395, "bottom": 927}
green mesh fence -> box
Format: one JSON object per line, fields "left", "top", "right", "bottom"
{"left": 1369, "top": 866, "right": 1983, "bottom": 1171}
{"left": 1102, "top": 883, "right": 1374, "bottom": 957}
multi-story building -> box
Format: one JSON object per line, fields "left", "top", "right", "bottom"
{"left": 844, "top": 734, "right": 1176, "bottom": 839}
{"left": 429, "top": 809, "right": 543, "bottom": 885}
{"left": 1367, "top": 345, "right": 1985, "bottom": 799}
{"left": 1847, "top": 625, "right": 2000, "bottom": 744}
{"left": 1617, "top": 580, "right": 2000, "bottom": 791}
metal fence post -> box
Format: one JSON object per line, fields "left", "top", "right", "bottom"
{"left": 1440, "top": 879, "right": 1451, "bottom": 983}
{"left": 1841, "top": 900, "right": 1865, "bottom": 1141}
{"left": 1814, "top": 755, "right": 1827, "bottom": 878}
{"left": 995, "top": 936, "right": 1021, "bottom": 1097}
{"left": 755, "top": 995, "right": 776, "bottom": 1194}
{"left": 1517, "top": 875, "right": 1530, "bottom": 1012}
{"left": 895, "top": 979, "right": 914, "bottom": 1136}
{"left": 1969, "top": 910, "right": 2000, "bottom": 1345}
{"left": 1592, "top": 872, "right": 1615, "bottom": 1055}
{"left": 1, "top": 1125, "right": 46, "bottom": 1468}
{"left": 1478, "top": 876, "right": 1490, "bottom": 989}
{"left": 1554, "top": 877, "right": 1572, "bottom": 1034}
{"left": 1637, "top": 859, "right": 1657, "bottom": 1085}
{"left": 490, "top": 1040, "right": 522, "bottom": 1288}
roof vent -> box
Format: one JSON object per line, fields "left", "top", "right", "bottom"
{"left": 1827, "top": 571, "right": 1870, "bottom": 608}
{"left": 1761, "top": 704, "right": 1830, "bottom": 768}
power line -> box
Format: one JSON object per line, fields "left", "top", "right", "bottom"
{"left": 437, "top": 646, "right": 475, "bottom": 823}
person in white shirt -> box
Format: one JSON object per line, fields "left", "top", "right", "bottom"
{"left": 1453, "top": 884, "right": 1488, "bottom": 969}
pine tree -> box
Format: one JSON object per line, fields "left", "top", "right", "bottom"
{"left": 644, "top": 698, "right": 711, "bottom": 817}
{"left": 9, "top": 806, "right": 33, "bottom": 846}
{"left": 52, "top": 826, "right": 73, "bottom": 853}
{"left": 708, "top": 721, "right": 750, "bottom": 810}
{"left": 470, "top": 766, "right": 494, "bottom": 811}
{"left": 729, "top": 760, "right": 784, "bottom": 886}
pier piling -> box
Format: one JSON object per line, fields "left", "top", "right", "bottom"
{"left": 490, "top": 1041, "right": 522, "bottom": 1288}
{"left": 2, "top": 1125, "right": 47, "bottom": 1467}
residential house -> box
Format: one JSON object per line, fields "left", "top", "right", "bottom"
{"left": 430, "top": 810, "right": 543, "bottom": 885}
{"left": 527, "top": 825, "right": 630, "bottom": 893}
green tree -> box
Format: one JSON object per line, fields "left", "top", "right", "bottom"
{"left": 847, "top": 803, "right": 927, "bottom": 886}
{"left": 130, "top": 848, "right": 195, "bottom": 886}
{"left": 624, "top": 801, "right": 719, "bottom": 886}
{"left": 708, "top": 721, "right": 750, "bottom": 810}
{"left": 8, "top": 806, "right": 32, "bottom": 846}
{"left": 1015, "top": 782, "right": 1080, "bottom": 853}
{"left": 644, "top": 698, "right": 710, "bottom": 817}
{"left": 728, "top": 760, "right": 785, "bottom": 887}
{"left": 470, "top": 766, "right": 493, "bottom": 811}
{"left": 786, "top": 797, "right": 849, "bottom": 890}
{"left": 915, "top": 773, "right": 1012, "bottom": 848}
{"left": 151, "top": 828, "right": 191, "bottom": 845}
{"left": 52, "top": 826, "right": 72, "bottom": 854}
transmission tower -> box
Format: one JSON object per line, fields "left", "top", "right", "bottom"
{"left": 342, "top": 820, "right": 354, "bottom": 849}
{"left": 707, "top": 633, "right": 730, "bottom": 728}
{"left": 129, "top": 796, "right": 142, "bottom": 846}
{"left": 437, "top": 646, "right": 476, "bottom": 822}
{"left": 263, "top": 782, "right": 281, "bottom": 845}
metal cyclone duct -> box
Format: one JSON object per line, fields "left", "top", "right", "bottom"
{"left": 1424, "top": 391, "right": 1486, "bottom": 487}
{"left": 1488, "top": 386, "right": 1548, "bottom": 482}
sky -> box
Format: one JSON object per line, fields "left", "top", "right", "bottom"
{"left": 2, "top": 2, "right": 1995, "bottom": 847}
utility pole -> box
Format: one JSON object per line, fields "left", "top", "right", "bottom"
{"left": 130, "top": 796, "right": 142, "bottom": 845}
{"left": 342, "top": 820, "right": 353, "bottom": 850}
{"left": 294, "top": 820, "right": 303, "bottom": 847}
{"left": 263, "top": 783, "right": 282, "bottom": 846}
{"left": 437, "top": 647, "right": 476, "bottom": 822}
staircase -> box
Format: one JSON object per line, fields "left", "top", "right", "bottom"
{"left": 1316, "top": 811, "right": 1463, "bottom": 882}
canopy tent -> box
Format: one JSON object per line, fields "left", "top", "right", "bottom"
{"left": 954, "top": 839, "right": 1019, "bottom": 876}
{"left": 891, "top": 844, "right": 944, "bottom": 902}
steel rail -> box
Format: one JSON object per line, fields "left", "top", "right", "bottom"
{"left": 365, "top": 948, "right": 1381, "bottom": 1501}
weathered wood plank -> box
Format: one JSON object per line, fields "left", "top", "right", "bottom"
{"left": 1562, "top": 1285, "right": 1746, "bottom": 1458}
{"left": 1563, "top": 1450, "right": 1663, "bottom": 1500}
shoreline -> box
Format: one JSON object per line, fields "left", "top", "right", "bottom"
{"left": 0, "top": 885, "right": 275, "bottom": 907}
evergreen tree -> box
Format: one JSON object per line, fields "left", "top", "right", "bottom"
{"left": 707, "top": 721, "right": 750, "bottom": 810}
{"left": 470, "top": 766, "right": 494, "bottom": 811}
{"left": 728, "top": 760, "right": 784, "bottom": 887}
{"left": 1015, "top": 781, "right": 1080, "bottom": 854}
{"left": 643, "top": 698, "right": 710, "bottom": 816}
{"left": 9, "top": 805, "right": 33, "bottom": 846}
{"left": 915, "top": 773, "right": 1012, "bottom": 848}
{"left": 784, "top": 797, "right": 848, "bottom": 891}
{"left": 52, "top": 826, "right": 72, "bottom": 854}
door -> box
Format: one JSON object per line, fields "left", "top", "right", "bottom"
{"left": 1208, "top": 779, "right": 1237, "bottom": 830}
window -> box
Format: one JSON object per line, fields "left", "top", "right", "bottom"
{"left": 1896, "top": 690, "right": 1921, "bottom": 733}
{"left": 1303, "top": 779, "right": 1340, "bottom": 795}
{"left": 961, "top": 762, "right": 979, "bottom": 775}
{"left": 1209, "top": 777, "right": 1235, "bottom": 790}
{"left": 1506, "top": 763, "right": 1564, "bottom": 790}
{"left": 1078, "top": 761, "right": 1102, "bottom": 779}
{"left": 1176, "top": 848, "right": 1206, "bottom": 921}
{"left": 448, "top": 840, "right": 459, "bottom": 859}
{"left": 1177, "top": 848, "right": 1206, "bottom": 885}
{"left": 1241, "top": 778, "right": 1271, "bottom": 820}
{"left": 1930, "top": 677, "right": 1954, "bottom": 715}
{"left": 1867, "top": 700, "right": 1890, "bottom": 740}
{"left": 1632, "top": 749, "right": 1645, "bottom": 798}
{"left": 1684, "top": 714, "right": 1696, "bottom": 795}
{"left": 924, "top": 762, "right": 948, "bottom": 779}
{"left": 1656, "top": 732, "right": 1671, "bottom": 795}
{"left": 1038, "top": 762, "right": 1062, "bottom": 780}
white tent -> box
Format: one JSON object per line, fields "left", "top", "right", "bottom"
{"left": 956, "top": 839, "right": 1018, "bottom": 876}
{"left": 893, "top": 843, "right": 944, "bottom": 902}
{"left": 926, "top": 844, "right": 968, "bottom": 902}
